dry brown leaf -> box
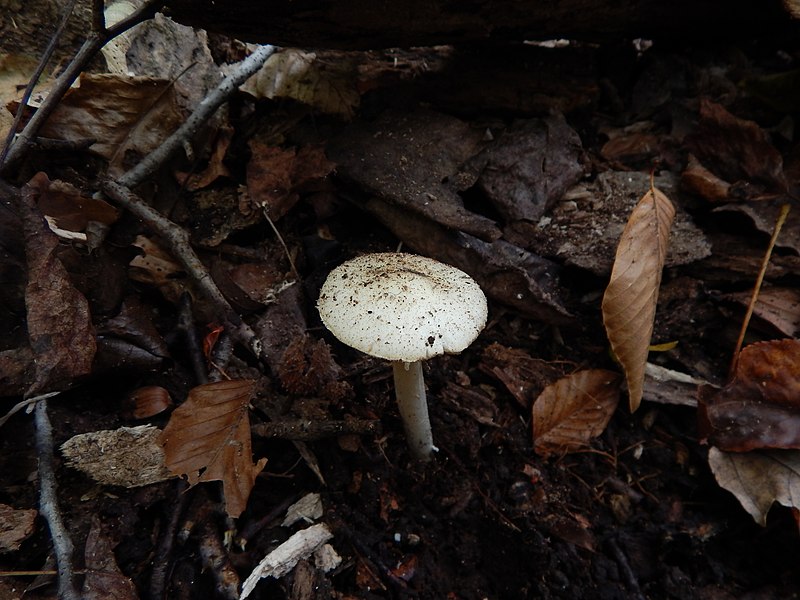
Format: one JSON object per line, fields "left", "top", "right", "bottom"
{"left": 129, "top": 235, "right": 191, "bottom": 305}
{"left": 532, "top": 369, "right": 621, "bottom": 457}
{"left": 161, "top": 379, "right": 266, "bottom": 518}
{"left": 27, "top": 175, "right": 119, "bottom": 241}
{"left": 723, "top": 286, "right": 800, "bottom": 337}
{"left": 174, "top": 126, "right": 233, "bottom": 191}
{"left": 698, "top": 339, "right": 800, "bottom": 452}
{"left": 602, "top": 184, "right": 675, "bottom": 411}
{"left": 0, "top": 503, "right": 37, "bottom": 552}
{"left": 36, "top": 73, "right": 183, "bottom": 176}
{"left": 123, "top": 386, "right": 173, "bottom": 419}
{"left": 708, "top": 446, "right": 800, "bottom": 526}
{"left": 241, "top": 49, "right": 360, "bottom": 118}
{"left": 21, "top": 173, "right": 97, "bottom": 395}
{"left": 681, "top": 154, "right": 731, "bottom": 203}
{"left": 687, "top": 99, "right": 787, "bottom": 195}
{"left": 246, "top": 142, "right": 334, "bottom": 221}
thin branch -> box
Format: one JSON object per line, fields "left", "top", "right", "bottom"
{"left": 729, "top": 203, "right": 791, "bottom": 376}
{"left": 117, "top": 44, "right": 277, "bottom": 190}
{"left": 262, "top": 207, "right": 300, "bottom": 282}
{"left": 0, "top": 391, "right": 59, "bottom": 430}
{"left": 0, "top": 0, "right": 162, "bottom": 176}
{"left": 0, "top": 0, "right": 79, "bottom": 166}
{"left": 178, "top": 292, "right": 209, "bottom": 384}
{"left": 148, "top": 480, "right": 189, "bottom": 600}
{"left": 34, "top": 398, "right": 80, "bottom": 600}
{"left": 101, "top": 180, "right": 265, "bottom": 362}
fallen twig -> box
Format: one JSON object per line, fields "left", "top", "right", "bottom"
{"left": 0, "top": 0, "right": 162, "bottom": 175}
{"left": 148, "top": 480, "right": 190, "bottom": 600}
{"left": 178, "top": 292, "right": 209, "bottom": 384}
{"left": 100, "top": 46, "right": 279, "bottom": 364}
{"left": 608, "top": 537, "right": 647, "bottom": 600}
{"left": 729, "top": 202, "right": 791, "bottom": 376}
{"left": 34, "top": 398, "right": 80, "bottom": 600}
{"left": 0, "top": 0, "right": 79, "bottom": 166}
{"left": 102, "top": 180, "right": 265, "bottom": 362}
{"left": 0, "top": 392, "right": 59, "bottom": 430}
{"left": 117, "top": 44, "right": 277, "bottom": 190}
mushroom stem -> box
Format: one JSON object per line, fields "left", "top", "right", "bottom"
{"left": 391, "top": 361, "right": 434, "bottom": 460}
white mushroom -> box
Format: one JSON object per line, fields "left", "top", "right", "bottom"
{"left": 317, "top": 253, "right": 488, "bottom": 460}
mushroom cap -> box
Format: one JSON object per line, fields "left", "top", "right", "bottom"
{"left": 318, "top": 253, "right": 487, "bottom": 362}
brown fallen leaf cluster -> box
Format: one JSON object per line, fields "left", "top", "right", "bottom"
{"left": 3, "top": 11, "right": 800, "bottom": 599}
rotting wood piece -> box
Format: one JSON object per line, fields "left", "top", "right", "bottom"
{"left": 162, "top": 0, "right": 799, "bottom": 50}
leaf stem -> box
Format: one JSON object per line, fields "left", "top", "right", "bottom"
{"left": 729, "top": 203, "right": 791, "bottom": 376}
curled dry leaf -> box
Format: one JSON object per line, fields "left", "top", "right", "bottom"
{"left": 532, "top": 369, "right": 621, "bottom": 457}
{"left": 27, "top": 175, "right": 119, "bottom": 240}
{"left": 708, "top": 446, "right": 800, "bottom": 526}
{"left": 698, "top": 339, "right": 800, "bottom": 452}
{"left": 602, "top": 184, "right": 675, "bottom": 412}
{"left": 123, "top": 385, "right": 173, "bottom": 420}
{"left": 161, "top": 379, "right": 266, "bottom": 518}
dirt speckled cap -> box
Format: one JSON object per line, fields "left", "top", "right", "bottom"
{"left": 317, "top": 253, "right": 487, "bottom": 362}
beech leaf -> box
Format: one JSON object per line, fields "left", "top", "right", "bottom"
{"left": 36, "top": 73, "right": 184, "bottom": 176}
{"left": 708, "top": 446, "right": 800, "bottom": 526}
{"left": 698, "top": 339, "right": 800, "bottom": 451}
{"left": 532, "top": 369, "right": 621, "bottom": 457}
{"left": 602, "top": 184, "right": 675, "bottom": 411}
{"left": 241, "top": 49, "right": 360, "bottom": 118}
{"left": 246, "top": 142, "right": 334, "bottom": 221}
{"left": 161, "top": 380, "right": 266, "bottom": 518}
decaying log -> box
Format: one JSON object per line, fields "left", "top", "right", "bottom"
{"left": 163, "top": 0, "right": 799, "bottom": 50}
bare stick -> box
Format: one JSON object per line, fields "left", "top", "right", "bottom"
{"left": 0, "top": 391, "right": 59, "bottom": 430}
{"left": 178, "top": 293, "right": 209, "bottom": 384}
{"left": 102, "top": 180, "right": 265, "bottom": 361}
{"left": 0, "top": 0, "right": 162, "bottom": 175}
{"left": 117, "top": 45, "right": 276, "bottom": 190}
{"left": 148, "top": 480, "right": 189, "bottom": 600}
{"left": 262, "top": 207, "right": 300, "bottom": 282}
{"left": 0, "top": 0, "right": 78, "bottom": 166}
{"left": 729, "top": 203, "right": 791, "bottom": 376}
{"left": 34, "top": 398, "right": 80, "bottom": 600}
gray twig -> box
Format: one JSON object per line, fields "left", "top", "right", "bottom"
{"left": 102, "top": 180, "right": 265, "bottom": 362}
{"left": 0, "top": 0, "right": 79, "bottom": 166}
{"left": 117, "top": 44, "right": 277, "bottom": 190}
{"left": 34, "top": 398, "right": 80, "bottom": 600}
{"left": 101, "top": 46, "right": 279, "bottom": 364}
{"left": 0, "top": 0, "right": 162, "bottom": 176}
